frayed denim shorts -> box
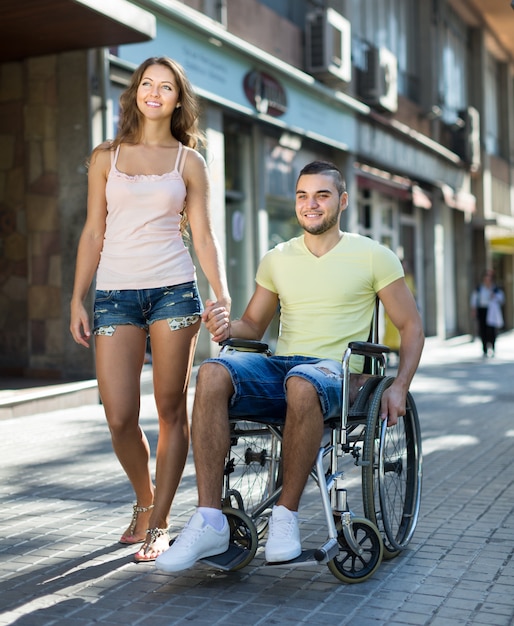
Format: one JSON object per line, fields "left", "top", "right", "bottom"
{"left": 93, "top": 281, "right": 202, "bottom": 336}
{"left": 201, "top": 351, "right": 343, "bottom": 423}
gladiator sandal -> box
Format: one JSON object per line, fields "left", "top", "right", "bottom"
{"left": 119, "top": 503, "right": 154, "bottom": 545}
{"left": 134, "top": 527, "right": 170, "bottom": 563}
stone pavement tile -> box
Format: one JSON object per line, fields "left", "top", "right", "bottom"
{"left": 384, "top": 611, "right": 431, "bottom": 625}
{"left": 478, "top": 599, "right": 514, "bottom": 618}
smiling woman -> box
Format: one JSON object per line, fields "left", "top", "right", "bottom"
{"left": 69, "top": 56, "right": 230, "bottom": 564}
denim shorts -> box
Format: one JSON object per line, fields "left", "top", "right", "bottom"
{"left": 202, "top": 351, "right": 343, "bottom": 423}
{"left": 93, "top": 281, "right": 202, "bottom": 335}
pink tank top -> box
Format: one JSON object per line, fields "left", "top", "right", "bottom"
{"left": 96, "top": 143, "right": 196, "bottom": 290}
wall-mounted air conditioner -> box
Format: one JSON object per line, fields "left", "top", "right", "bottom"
{"left": 358, "top": 46, "right": 398, "bottom": 113}
{"left": 452, "top": 106, "right": 481, "bottom": 171}
{"left": 305, "top": 8, "right": 351, "bottom": 85}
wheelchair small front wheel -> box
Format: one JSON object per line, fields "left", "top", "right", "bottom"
{"left": 327, "top": 517, "right": 383, "bottom": 583}
{"left": 222, "top": 506, "right": 259, "bottom": 571}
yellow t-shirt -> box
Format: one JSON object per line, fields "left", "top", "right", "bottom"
{"left": 256, "top": 233, "right": 403, "bottom": 363}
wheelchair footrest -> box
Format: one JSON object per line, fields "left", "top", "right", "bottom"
{"left": 200, "top": 544, "right": 251, "bottom": 571}
{"left": 265, "top": 549, "right": 323, "bottom": 568}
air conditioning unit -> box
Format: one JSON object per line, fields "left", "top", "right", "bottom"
{"left": 358, "top": 46, "right": 398, "bottom": 113}
{"left": 305, "top": 8, "right": 351, "bottom": 85}
{"left": 452, "top": 106, "right": 481, "bottom": 171}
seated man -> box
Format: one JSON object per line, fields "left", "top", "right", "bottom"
{"left": 156, "top": 160, "right": 424, "bottom": 573}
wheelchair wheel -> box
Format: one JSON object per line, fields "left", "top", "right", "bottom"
{"left": 221, "top": 506, "right": 259, "bottom": 571}
{"left": 361, "top": 377, "right": 422, "bottom": 558}
{"left": 224, "top": 421, "right": 282, "bottom": 538}
{"left": 327, "top": 517, "right": 383, "bottom": 583}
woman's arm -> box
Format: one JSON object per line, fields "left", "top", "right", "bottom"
{"left": 69, "top": 147, "right": 110, "bottom": 347}
{"left": 183, "top": 150, "right": 231, "bottom": 341}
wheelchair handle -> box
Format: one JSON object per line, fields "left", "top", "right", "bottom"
{"left": 347, "top": 341, "right": 391, "bottom": 357}
{"left": 219, "top": 338, "right": 272, "bottom": 355}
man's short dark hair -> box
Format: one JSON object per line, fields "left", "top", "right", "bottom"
{"left": 297, "top": 161, "right": 346, "bottom": 196}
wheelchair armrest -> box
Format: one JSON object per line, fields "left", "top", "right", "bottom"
{"left": 219, "top": 338, "right": 272, "bottom": 355}
{"left": 348, "top": 341, "right": 391, "bottom": 357}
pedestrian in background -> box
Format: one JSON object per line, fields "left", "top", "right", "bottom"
{"left": 70, "top": 56, "right": 230, "bottom": 562}
{"left": 470, "top": 269, "right": 504, "bottom": 357}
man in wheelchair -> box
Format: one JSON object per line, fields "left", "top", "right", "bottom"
{"left": 156, "top": 161, "right": 424, "bottom": 573}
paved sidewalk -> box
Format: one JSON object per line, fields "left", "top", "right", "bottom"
{"left": 1, "top": 332, "right": 513, "bottom": 625}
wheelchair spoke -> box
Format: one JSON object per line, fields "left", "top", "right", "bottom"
{"left": 224, "top": 421, "right": 282, "bottom": 538}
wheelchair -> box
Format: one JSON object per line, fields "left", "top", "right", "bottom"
{"left": 198, "top": 329, "right": 423, "bottom": 584}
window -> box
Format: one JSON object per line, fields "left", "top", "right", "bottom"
{"left": 437, "top": 7, "right": 468, "bottom": 124}
{"left": 484, "top": 54, "right": 500, "bottom": 156}
{"left": 202, "top": 0, "right": 227, "bottom": 26}
{"left": 349, "top": 0, "right": 419, "bottom": 101}
{"left": 108, "top": 62, "right": 133, "bottom": 139}
{"left": 258, "top": 0, "right": 308, "bottom": 28}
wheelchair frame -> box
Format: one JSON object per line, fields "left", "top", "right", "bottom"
{"left": 202, "top": 331, "right": 422, "bottom": 583}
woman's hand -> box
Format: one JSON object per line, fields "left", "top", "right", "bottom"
{"left": 70, "top": 300, "right": 92, "bottom": 348}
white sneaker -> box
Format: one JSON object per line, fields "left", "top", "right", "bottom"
{"left": 265, "top": 505, "right": 301, "bottom": 562}
{"left": 155, "top": 512, "right": 229, "bottom": 573}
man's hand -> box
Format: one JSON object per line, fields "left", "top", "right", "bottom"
{"left": 202, "top": 299, "right": 231, "bottom": 343}
{"left": 379, "top": 381, "right": 407, "bottom": 426}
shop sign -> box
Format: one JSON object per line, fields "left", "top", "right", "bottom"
{"left": 243, "top": 69, "right": 287, "bottom": 117}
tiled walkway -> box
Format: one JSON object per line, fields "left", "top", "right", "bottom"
{"left": 1, "top": 333, "right": 513, "bottom": 625}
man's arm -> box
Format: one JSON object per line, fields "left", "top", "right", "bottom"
{"left": 378, "top": 278, "right": 425, "bottom": 425}
{"left": 203, "top": 284, "right": 279, "bottom": 342}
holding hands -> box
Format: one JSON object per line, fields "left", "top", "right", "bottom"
{"left": 202, "top": 299, "right": 231, "bottom": 343}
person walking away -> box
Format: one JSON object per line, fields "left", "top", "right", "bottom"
{"left": 470, "top": 270, "right": 504, "bottom": 357}
{"left": 69, "top": 56, "right": 230, "bottom": 562}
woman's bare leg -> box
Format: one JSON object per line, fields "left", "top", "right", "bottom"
{"left": 95, "top": 325, "right": 154, "bottom": 541}
{"left": 135, "top": 318, "right": 200, "bottom": 559}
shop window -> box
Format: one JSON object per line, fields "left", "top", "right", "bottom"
{"left": 224, "top": 120, "right": 255, "bottom": 318}
{"left": 109, "top": 61, "right": 133, "bottom": 140}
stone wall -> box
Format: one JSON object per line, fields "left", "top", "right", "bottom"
{"left": 0, "top": 52, "right": 93, "bottom": 380}
{"left": 0, "top": 60, "right": 30, "bottom": 374}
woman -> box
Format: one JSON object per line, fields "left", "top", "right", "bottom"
{"left": 70, "top": 57, "right": 231, "bottom": 561}
{"left": 470, "top": 269, "right": 504, "bottom": 357}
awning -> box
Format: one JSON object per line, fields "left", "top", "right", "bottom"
{"left": 441, "top": 184, "right": 476, "bottom": 213}
{"left": 355, "top": 163, "right": 432, "bottom": 208}
{"left": 412, "top": 185, "right": 432, "bottom": 210}
{"left": 0, "top": 0, "right": 156, "bottom": 63}
{"left": 490, "top": 236, "right": 514, "bottom": 254}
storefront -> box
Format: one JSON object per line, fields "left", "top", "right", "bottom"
{"left": 354, "top": 117, "right": 476, "bottom": 338}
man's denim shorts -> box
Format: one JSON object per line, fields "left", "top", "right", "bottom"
{"left": 93, "top": 281, "right": 202, "bottom": 335}
{"left": 202, "top": 350, "right": 343, "bottom": 423}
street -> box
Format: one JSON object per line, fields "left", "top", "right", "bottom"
{"left": 1, "top": 333, "right": 513, "bottom": 625}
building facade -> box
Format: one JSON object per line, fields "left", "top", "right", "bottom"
{"left": 0, "top": 0, "right": 513, "bottom": 380}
